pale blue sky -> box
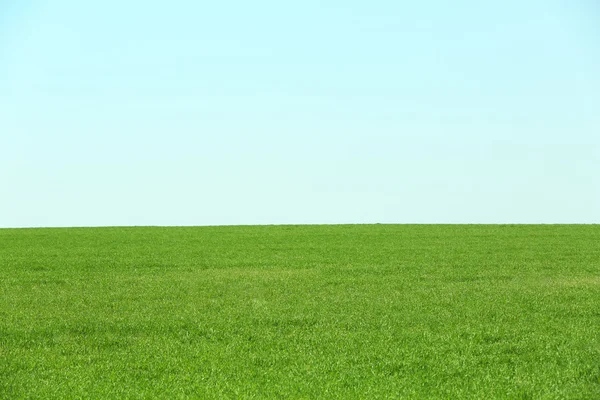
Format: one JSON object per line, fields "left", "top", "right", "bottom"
{"left": 1, "top": 1, "right": 599, "bottom": 227}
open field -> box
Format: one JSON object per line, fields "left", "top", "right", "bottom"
{"left": 1, "top": 224, "right": 599, "bottom": 398}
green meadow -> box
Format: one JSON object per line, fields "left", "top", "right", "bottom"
{"left": 1, "top": 225, "right": 599, "bottom": 399}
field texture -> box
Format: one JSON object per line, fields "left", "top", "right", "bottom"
{"left": 1, "top": 225, "right": 599, "bottom": 398}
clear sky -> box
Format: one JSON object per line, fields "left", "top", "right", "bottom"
{"left": 1, "top": 1, "right": 599, "bottom": 227}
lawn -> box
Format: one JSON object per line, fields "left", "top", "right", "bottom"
{"left": 1, "top": 224, "right": 599, "bottom": 398}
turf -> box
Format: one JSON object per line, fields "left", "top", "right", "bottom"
{"left": 1, "top": 224, "right": 599, "bottom": 398}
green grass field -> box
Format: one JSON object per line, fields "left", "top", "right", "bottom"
{"left": 1, "top": 224, "right": 599, "bottom": 399}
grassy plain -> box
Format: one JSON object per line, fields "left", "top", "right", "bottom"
{"left": 1, "top": 224, "right": 599, "bottom": 398}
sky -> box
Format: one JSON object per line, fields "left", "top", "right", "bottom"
{"left": 1, "top": 0, "right": 599, "bottom": 227}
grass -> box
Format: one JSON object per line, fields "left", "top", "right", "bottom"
{"left": 1, "top": 224, "right": 599, "bottom": 398}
